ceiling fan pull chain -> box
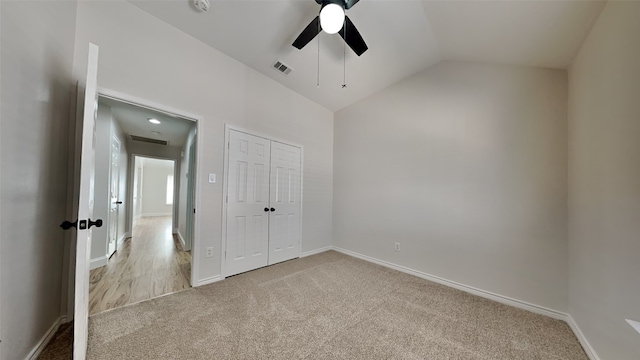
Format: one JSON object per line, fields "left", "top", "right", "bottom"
{"left": 342, "top": 17, "right": 347, "bottom": 89}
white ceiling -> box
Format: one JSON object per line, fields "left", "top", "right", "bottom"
{"left": 129, "top": 0, "right": 605, "bottom": 111}
{"left": 99, "top": 97, "right": 194, "bottom": 147}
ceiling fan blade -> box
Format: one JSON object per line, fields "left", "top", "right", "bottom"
{"left": 314, "top": 0, "right": 323, "bottom": 4}
{"left": 339, "top": 16, "right": 368, "bottom": 56}
{"left": 344, "top": 0, "right": 360, "bottom": 10}
{"left": 292, "top": 16, "right": 321, "bottom": 50}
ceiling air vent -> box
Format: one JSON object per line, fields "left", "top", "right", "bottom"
{"left": 130, "top": 135, "right": 169, "bottom": 146}
{"left": 272, "top": 60, "right": 293, "bottom": 76}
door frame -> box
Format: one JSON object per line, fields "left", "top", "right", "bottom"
{"left": 221, "top": 124, "right": 304, "bottom": 277}
{"left": 96, "top": 88, "right": 203, "bottom": 287}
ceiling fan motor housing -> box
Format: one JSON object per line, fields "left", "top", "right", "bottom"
{"left": 292, "top": 0, "right": 368, "bottom": 56}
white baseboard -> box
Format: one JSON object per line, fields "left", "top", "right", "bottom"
{"left": 331, "top": 247, "right": 603, "bottom": 359}
{"left": 90, "top": 255, "right": 108, "bottom": 270}
{"left": 176, "top": 229, "right": 186, "bottom": 249}
{"left": 27, "top": 315, "right": 66, "bottom": 360}
{"left": 188, "top": 244, "right": 601, "bottom": 359}
{"left": 141, "top": 212, "right": 171, "bottom": 217}
{"left": 195, "top": 275, "right": 223, "bottom": 287}
{"left": 567, "top": 315, "right": 601, "bottom": 360}
{"left": 332, "top": 246, "right": 566, "bottom": 320}
{"left": 117, "top": 233, "right": 129, "bottom": 249}
{"left": 300, "top": 245, "right": 333, "bottom": 258}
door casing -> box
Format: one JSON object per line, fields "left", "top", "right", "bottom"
{"left": 102, "top": 90, "right": 202, "bottom": 286}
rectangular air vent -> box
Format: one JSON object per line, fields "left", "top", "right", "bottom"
{"left": 273, "top": 60, "right": 293, "bottom": 76}
{"left": 130, "top": 135, "right": 169, "bottom": 146}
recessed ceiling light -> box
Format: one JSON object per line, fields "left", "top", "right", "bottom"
{"left": 148, "top": 118, "right": 161, "bottom": 124}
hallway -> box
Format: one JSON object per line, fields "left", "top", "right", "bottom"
{"left": 88, "top": 216, "right": 191, "bottom": 315}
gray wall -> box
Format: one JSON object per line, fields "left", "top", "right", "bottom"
{"left": 72, "top": 0, "right": 334, "bottom": 283}
{"left": 568, "top": 1, "right": 640, "bottom": 359}
{"left": 0, "top": 1, "right": 77, "bottom": 358}
{"left": 334, "top": 61, "right": 569, "bottom": 311}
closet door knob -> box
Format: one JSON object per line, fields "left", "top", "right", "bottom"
{"left": 264, "top": 207, "right": 269, "bottom": 212}
{"left": 270, "top": 208, "right": 275, "bottom": 212}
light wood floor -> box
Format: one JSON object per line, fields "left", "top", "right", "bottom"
{"left": 88, "top": 216, "right": 191, "bottom": 316}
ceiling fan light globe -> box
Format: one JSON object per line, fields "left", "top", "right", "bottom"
{"left": 320, "top": 4, "right": 345, "bottom": 34}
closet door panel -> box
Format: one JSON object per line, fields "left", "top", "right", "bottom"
{"left": 268, "top": 141, "right": 302, "bottom": 265}
{"left": 225, "top": 130, "right": 271, "bottom": 276}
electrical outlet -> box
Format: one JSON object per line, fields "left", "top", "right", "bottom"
{"left": 394, "top": 242, "right": 400, "bottom": 252}
{"left": 206, "top": 247, "right": 214, "bottom": 257}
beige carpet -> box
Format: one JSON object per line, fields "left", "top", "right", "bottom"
{"left": 40, "top": 251, "right": 587, "bottom": 359}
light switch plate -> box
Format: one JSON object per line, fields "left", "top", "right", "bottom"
{"left": 208, "top": 173, "right": 216, "bottom": 183}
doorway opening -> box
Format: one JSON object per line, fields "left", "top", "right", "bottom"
{"left": 87, "top": 95, "right": 198, "bottom": 316}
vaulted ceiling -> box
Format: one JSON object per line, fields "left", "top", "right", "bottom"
{"left": 129, "top": 0, "right": 605, "bottom": 111}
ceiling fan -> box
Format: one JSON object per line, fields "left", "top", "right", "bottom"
{"left": 292, "top": 0, "right": 368, "bottom": 56}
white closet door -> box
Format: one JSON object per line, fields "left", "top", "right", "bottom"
{"left": 225, "top": 130, "right": 271, "bottom": 276}
{"left": 268, "top": 141, "right": 302, "bottom": 265}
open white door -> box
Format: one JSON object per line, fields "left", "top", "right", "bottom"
{"left": 107, "top": 135, "right": 121, "bottom": 258}
{"left": 74, "top": 43, "right": 99, "bottom": 360}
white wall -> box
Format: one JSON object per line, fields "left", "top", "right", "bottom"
{"left": 72, "top": 0, "right": 334, "bottom": 283}
{"left": 334, "top": 61, "right": 568, "bottom": 311}
{"left": 0, "top": 1, "right": 77, "bottom": 359}
{"left": 568, "top": 1, "right": 640, "bottom": 359}
{"left": 141, "top": 161, "right": 174, "bottom": 216}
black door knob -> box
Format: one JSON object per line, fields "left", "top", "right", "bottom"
{"left": 88, "top": 218, "right": 103, "bottom": 229}
{"left": 264, "top": 207, "right": 269, "bottom": 212}
{"left": 116, "top": 201, "right": 123, "bottom": 205}
{"left": 270, "top": 208, "right": 275, "bottom": 212}
{"left": 60, "top": 220, "right": 78, "bottom": 230}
